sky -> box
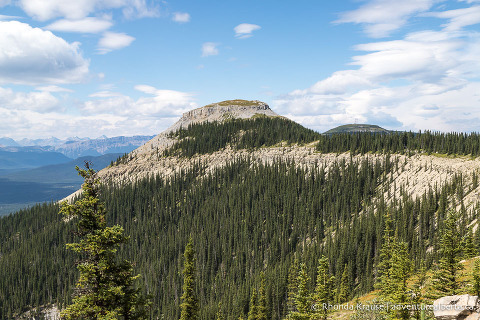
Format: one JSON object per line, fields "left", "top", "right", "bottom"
{"left": 1, "top": 0, "right": 480, "bottom": 139}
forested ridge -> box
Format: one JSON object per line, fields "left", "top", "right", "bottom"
{"left": 1, "top": 120, "right": 480, "bottom": 319}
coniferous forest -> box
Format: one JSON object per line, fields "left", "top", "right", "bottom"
{"left": 1, "top": 119, "right": 480, "bottom": 319}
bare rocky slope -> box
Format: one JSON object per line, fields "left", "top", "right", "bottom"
{"left": 87, "top": 100, "right": 480, "bottom": 216}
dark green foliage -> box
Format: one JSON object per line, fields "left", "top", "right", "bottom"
{"left": 60, "top": 164, "right": 148, "bottom": 319}
{"left": 337, "top": 264, "right": 350, "bottom": 304}
{"left": 313, "top": 256, "right": 335, "bottom": 320}
{"left": 316, "top": 131, "right": 480, "bottom": 156}
{"left": 164, "top": 116, "right": 322, "bottom": 157}
{"left": 180, "top": 238, "right": 198, "bottom": 320}
{"left": 0, "top": 153, "right": 475, "bottom": 319}
{"left": 247, "top": 289, "right": 258, "bottom": 320}
{"left": 463, "top": 226, "right": 476, "bottom": 259}
{"left": 471, "top": 259, "right": 480, "bottom": 296}
{"left": 431, "top": 210, "right": 464, "bottom": 297}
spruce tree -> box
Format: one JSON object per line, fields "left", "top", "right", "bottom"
{"left": 247, "top": 288, "right": 258, "bottom": 320}
{"left": 431, "top": 210, "right": 464, "bottom": 297}
{"left": 60, "top": 163, "right": 148, "bottom": 319}
{"left": 257, "top": 272, "right": 268, "bottom": 320}
{"left": 472, "top": 259, "right": 480, "bottom": 297}
{"left": 463, "top": 225, "right": 476, "bottom": 259}
{"left": 180, "top": 237, "right": 198, "bottom": 320}
{"left": 337, "top": 264, "right": 350, "bottom": 304}
{"left": 286, "top": 258, "right": 299, "bottom": 313}
{"left": 313, "top": 256, "right": 335, "bottom": 320}
{"left": 288, "top": 262, "right": 312, "bottom": 320}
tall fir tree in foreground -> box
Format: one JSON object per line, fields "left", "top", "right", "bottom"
{"left": 431, "top": 210, "right": 464, "bottom": 297}
{"left": 60, "top": 163, "right": 149, "bottom": 319}
{"left": 180, "top": 237, "right": 199, "bottom": 320}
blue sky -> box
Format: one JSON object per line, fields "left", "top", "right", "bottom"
{"left": 1, "top": 0, "right": 480, "bottom": 139}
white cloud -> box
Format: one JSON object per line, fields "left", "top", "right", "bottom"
{"left": 172, "top": 12, "right": 190, "bottom": 23}
{"left": 18, "top": 0, "right": 159, "bottom": 21}
{"left": 276, "top": 2, "right": 480, "bottom": 133}
{"left": 234, "top": 23, "right": 261, "bottom": 39}
{"left": 201, "top": 42, "right": 219, "bottom": 57}
{"left": 35, "top": 85, "right": 73, "bottom": 92}
{"left": 0, "top": 87, "right": 60, "bottom": 112}
{"left": 82, "top": 85, "right": 196, "bottom": 117}
{"left": 0, "top": 21, "right": 89, "bottom": 84}
{"left": 424, "top": 6, "right": 480, "bottom": 31}
{"left": 97, "top": 31, "right": 135, "bottom": 54}
{"left": 46, "top": 17, "right": 113, "bottom": 33}
{"left": 336, "top": 0, "right": 435, "bottom": 38}
{"left": 0, "top": 85, "right": 197, "bottom": 139}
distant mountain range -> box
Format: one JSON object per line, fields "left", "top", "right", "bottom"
{"left": 0, "top": 135, "right": 155, "bottom": 160}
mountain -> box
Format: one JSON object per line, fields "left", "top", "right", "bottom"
{"left": 0, "top": 137, "right": 19, "bottom": 147}
{"left": 0, "top": 153, "right": 122, "bottom": 216}
{"left": 0, "top": 147, "right": 72, "bottom": 174}
{"left": 324, "top": 123, "right": 390, "bottom": 134}
{"left": 1, "top": 99, "right": 480, "bottom": 319}
{"left": 3, "top": 135, "right": 155, "bottom": 159}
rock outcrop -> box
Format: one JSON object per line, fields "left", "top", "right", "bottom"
{"left": 434, "top": 295, "right": 480, "bottom": 320}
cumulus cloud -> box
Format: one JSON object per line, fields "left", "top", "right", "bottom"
{"left": 276, "top": 2, "right": 480, "bottom": 133}
{"left": 97, "top": 31, "right": 135, "bottom": 54}
{"left": 336, "top": 0, "right": 434, "bottom": 38}
{"left": 0, "top": 85, "right": 197, "bottom": 139}
{"left": 201, "top": 42, "right": 219, "bottom": 57}
{"left": 172, "top": 12, "right": 190, "bottom": 23}
{"left": 46, "top": 17, "right": 113, "bottom": 33}
{"left": 0, "top": 21, "right": 89, "bottom": 84}
{"left": 82, "top": 85, "right": 196, "bottom": 117}
{"left": 234, "top": 23, "right": 261, "bottom": 39}
{"left": 0, "top": 87, "right": 60, "bottom": 112}
{"left": 18, "top": 0, "right": 159, "bottom": 21}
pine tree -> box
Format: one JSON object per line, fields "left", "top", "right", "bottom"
{"left": 313, "top": 256, "right": 335, "bottom": 320}
{"left": 411, "top": 262, "right": 428, "bottom": 320}
{"left": 337, "top": 264, "right": 350, "bottom": 304}
{"left": 247, "top": 288, "right": 258, "bottom": 320}
{"left": 257, "top": 273, "right": 267, "bottom": 320}
{"left": 216, "top": 302, "right": 224, "bottom": 320}
{"left": 375, "top": 212, "right": 395, "bottom": 298}
{"left": 389, "top": 239, "right": 412, "bottom": 320}
{"left": 376, "top": 213, "right": 412, "bottom": 320}
{"left": 180, "top": 237, "right": 198, "bottom": 320}
{"left": 60, "top": 163, "right": 148, "bottom": 319}
{"left": 463, "top": 225, "right": 476, "bottom": 259}
{"left": 287, "top": 258, "right": 299, "bottom": 313}
{"left": 288, "top": 262, "right": 312, "bottom": 320}
{"left": 472, "top": 259, "right": 480, "bottom": 297}
{"left": 431, "top": 210, "right": 464, "bottom": 297}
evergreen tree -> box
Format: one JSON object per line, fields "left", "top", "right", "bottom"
{"left": 287, "top": 258, "right": 300, "bottom": 313}
{"left": 431, "top": 210, "right": 464, "bottom": 297}
{"left": 257, "top": 272, "right": 268, "bottom": 320}
{"left": 337, "top": 264, "right": 350, "bottom": 304}
{"left": 60, "top": 163, "right": 148, "bottom": 319}
{"left": 375, "top": 212, "right": 395, "bottom": 297}
{"left": 288, "top": 263, "right": 312, "bottom": 320}
{"left": 216, "top": 302, "right": 224, "bottom": 320}
{"left": 376, "top": 213, "right": 412, "bottom": 320}
{"left": 463, "top": 225, "right": 476, "bottom": 259}
{"left": 180, "top": 237, "right": 198, "bottom": 320}
{"left": 472, "top": 259, "right": 480, "bottom": 297}
{"left": 247, "top": 288, "right": 258, "bottom": 320}
{"left": 411, "top": 262, "right": 428, "bottom": 320}
{"left": 313, "top": 256, "right": 335, "bottom": 320}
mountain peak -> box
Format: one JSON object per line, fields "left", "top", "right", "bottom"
{"left": 168, "top": 99, "right": 279, "bottom": 133}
